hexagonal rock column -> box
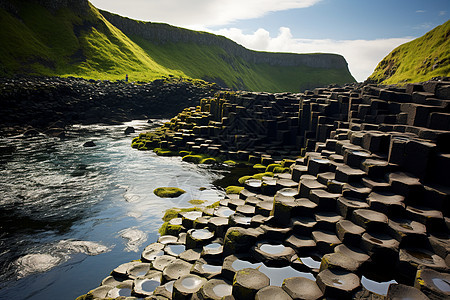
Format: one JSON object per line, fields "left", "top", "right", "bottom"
{"left": 337, "top": 196, "right": 369, "bottom": 219}
{"left": 198, "top": 278, "right": 233, "bottom": 300}
{"left": 319, "top": 252, "right": 361, "bottom": 273}
{"left": 132, "top": 273, "right": 162, "bottom": 297}
{"left": 334, "top": 244, "right": 371, "bottom": 269}
{"left": 387, "top": 218, "right": 427, "bottom": 246}
{"left": 185, "top": 228, "right": 215, "bottom": 249}
{"left": 352, "top": 209, "right": 389, "bottom": 232}
{"left": 414, "top": 268, "right": 450, "bottom": 299}
{"left": 162, "top": 259, "right": 193, "bottom": 282}
{"left": 173, "top": 274, "right": 207, "bottom": 300}
{"left": 255, "top": 286, "right": 293, "bottom": 300}
{"left": 309, "top": 189, "right": 341, "bottom": 211}
{"left": 386, "top": 283, "right": 429, "bottom": 300}
{"left": 298, "top": 178, "right": 326, "bottom": 198}
{"left": 223, "top": 227, "right": 264, "bottom": 256}
{"left": 311, "top": 230, "right": 342, "bottom": 254}
{"left": 282, "top": 277, "right": 324, "bottom": 300}
{"left": 335, "top": 165, "right": 366, "bottom": 183}
{"left": 252, "top": 242, "right": 295, "bottom": 267}
{"left": 336, "top": 219, "right": 365, "bottom": 246}
{"left": 232, "top": 268, "right": 270, "bottom": 300}
{"left": 367, "top": 192, "right": 405, "bottom": 217}
{"left": 316, "top": 269, "right": 360, "bottom": 299}
{"left": 397, "top": 248, "right": 448, "bottom": 284}
{"left": 272, "top": 194, "right": 297, "bottom": 226}
{"left": 360, "top": 232, "right": 399, "bottom": 266}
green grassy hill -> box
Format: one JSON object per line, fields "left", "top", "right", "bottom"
{"left": 0, "top": 0, "right": 183, "bottom": 81}
{"left": 368, "top": 20, "right": 450, "bottom": 84}
{"left": 0, "top": 0, "right": 356, "bottom": 92}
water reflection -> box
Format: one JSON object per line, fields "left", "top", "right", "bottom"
{"left": 0, "top": 120, "right": 224, "bottom": 300}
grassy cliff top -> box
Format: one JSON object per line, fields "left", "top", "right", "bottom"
{"left": 368, "top": 20, "right": 450, "bottom": 84}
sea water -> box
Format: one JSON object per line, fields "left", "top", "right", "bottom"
{"left": 0, "top": 120, "right": 224, "bottom": 300}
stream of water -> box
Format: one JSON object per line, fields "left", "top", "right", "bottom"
{"left": 0, "top": 120, "right": 224, "bottom": 300}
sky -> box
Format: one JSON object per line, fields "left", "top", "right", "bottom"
{"left": 89, "top": 0, "right": 450, "bottom": 82}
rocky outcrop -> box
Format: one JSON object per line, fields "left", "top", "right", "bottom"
{"left": 0, "top": 76, "right": 219, "bottom": 136}
{"left": 89, "top": 78, "right": 450, "bottom": 299}
{"left": 100, "top": 10, "right": 349, "bottom": 70}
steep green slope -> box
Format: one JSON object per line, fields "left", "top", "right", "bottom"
{"left": 0, "top": 0, "right": 184, "bottom": 81}
{"left": 368, "top": 20, "right": 450, "bottom": 84}
{"left": 0, "top": 0, "right": 355, "bottom": 92}
{"left": 101, "top": 11, "right": 356, "bottom": 92}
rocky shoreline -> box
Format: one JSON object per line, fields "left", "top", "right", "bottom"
{"left": 0, "top": 76, "right": 219, "bottom": 137}
{"left": 77, "top": 79, "right": 449, "bottom": 299}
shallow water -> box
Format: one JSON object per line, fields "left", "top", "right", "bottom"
{"left": 0, "top": 120, "right": 224, "bottom": 300}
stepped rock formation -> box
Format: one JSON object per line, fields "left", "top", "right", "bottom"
{"left": 78, "top": 79, "right": 450, "bottom": 299}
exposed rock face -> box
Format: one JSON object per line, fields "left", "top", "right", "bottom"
{"left": 100, "top": 10, "right": 349, "bottom": 69}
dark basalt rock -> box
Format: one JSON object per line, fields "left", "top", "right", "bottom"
{"left": 173, "top": 274, "right": 207, "bottom": 300}
{"left": 316, "top": 269, "right": 361, "bottom": 299}
{"left": 83, "top": 140, "right": 96, "bottom": 147}
{"left": 232, "top": 268, "right": 270, "bottom": 300}
{"left": 386, "top": 283, "right": 429, "bottom": 300}
{"left": 282, "top": 277, "right": 323, "bottom": 300}
{"left": 414, "top": 268, "right": 450, "bottom": 299}
{"left": 255, "top": 286, "right": 293, "bottom": 300}
{"left": 124, "top": 126, "right": 135, "bottom": 134}
{"left": 77, "top": 79, "right": 450, "bottom": 300}
{"left": 252, "top": 242, "right": 295, "bottom": 267}
{"left": 198, "top": 278, "right": 233, "bottom": 300}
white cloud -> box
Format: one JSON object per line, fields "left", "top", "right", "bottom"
{"left": 213, "top": 27, "right": 414, "bottom": 82}
{"left": 90, "top": 0, "right": 321, "bottom": 27}
{"left": 416, "top": 10, "right": 426, "bottom": 13}
{"left": 439, "top": 11, "right": 447, "bottom": 16}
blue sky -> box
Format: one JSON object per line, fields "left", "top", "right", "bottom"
{"left": 90, "top": 0, "right": 449, "bottom": 81}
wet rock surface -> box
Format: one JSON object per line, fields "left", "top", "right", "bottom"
{"left": 78, "top": 79, "right": 450, "bottom": 299}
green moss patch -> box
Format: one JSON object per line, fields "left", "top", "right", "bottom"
{"left": 265, "top": 163, "right": 282, "bottom": 172}
{"left": 273, "top": 167, "right": 290, "bottom": 173}
{"left": 182, "top": 154, "right": 205, "bottom": 163}
{"left": 153, "top": 187, "right": 186, "bottom": 198}
{"left": 200, "top": 157, "right": 216, "bottom": 164}
{"left": 225, "top": 186, "right": 244, "bottom": 194}
{"left": 188, "top": 199, "right": 206, "bottom": 205}
{"left": 253, "top": 164, "right": 267, "bottom": 172}
{"left": 154, "top": 148, "right": 178, "bottom": 156}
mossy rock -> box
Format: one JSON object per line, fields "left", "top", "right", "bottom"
{"left": 154, "top": 148, "right": 178, "bottom": 156}
{"left": 154, "top": 187, "right": 186, "bottom": 198}
{"left": 162, "top": 207, "right": 202, "bottom": 222}
{"left": 265, "top": 163, "right": 282, "bottom": 172}
{"left": 281, "top": 159, "right": 296, "bottom": 167}
{"left": 179, "top": 150, "right": 191, "bottom": 157}
{"left": 200, "top": 157, "right": 216, "bottom": 164}
{"left": 223, "top": 160, "right": 238, "bottom": 166}
{"left": 273, "top": 167, "right": 290, "bottom": 173}
{"left": 253, "top": 164, "right": 267, "bottom": 172}
{"left": 206, "top": 201, "right": 220, "bottom": 209}
{"left": 159, "top": 222, "right": 183, "bottom": 236}
{"left": 238, "top": 175, "right": 253, "bottom": 185}
{"left": 182, "top": 154, "right": 204, "bottom": 164}
{"left": 225, "top": 186, "right": 245, "bottom": 194}
{"left": 252, "top": 172, "right": 274, "bottom": 179}
{"left": 238, "top": 172, "right": 274, "bottom": 185}
{"left": 189, "top": 199, "right": 206, "bottom": 205}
